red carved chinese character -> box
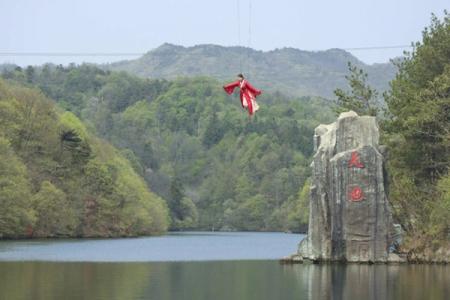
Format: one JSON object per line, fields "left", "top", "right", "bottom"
{"left": 348, "top": 151, "right": 364, "bottom": 168}
{"left": 349, "top": 186, "right": 364, "bottom": 201}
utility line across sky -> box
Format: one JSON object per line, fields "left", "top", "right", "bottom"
{"left": 0, "top": 45, "right": 413, "bottom": 57}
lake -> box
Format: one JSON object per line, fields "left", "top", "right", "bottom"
{"left": 0, "top": 232, "right": 449, "bottom": 300}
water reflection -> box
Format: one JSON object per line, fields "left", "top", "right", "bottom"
{"left": 0, "top": 261, "right": 449, "bottom": 300}
{"left": 286, "top": 263, "right": 450, "bottom": 300}
{"left": 0, "top": 262, "right": 152, "bottom": 300}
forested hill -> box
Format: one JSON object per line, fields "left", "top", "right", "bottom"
{"left": 2, "top": 65, "right": 335, "bottom": 232}
{"left": 0, "top": 78, "right": 169, "bottom": 239}
{"left": 104, "top": 43, "right": 397, "bottom": 98}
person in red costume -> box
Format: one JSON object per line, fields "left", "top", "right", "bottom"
{"left": 223, "top": 74, "right": 262, "bottom": 116}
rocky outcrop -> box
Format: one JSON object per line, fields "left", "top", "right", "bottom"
{"left": 298, "top": 111, "right": 394, "bottom": 263}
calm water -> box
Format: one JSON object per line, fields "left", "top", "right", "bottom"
{"left": 0, "top": 231, "right": 301, "bottom": 261}
{"left": 0, "top": 232, "right": 449, "bottom": 300}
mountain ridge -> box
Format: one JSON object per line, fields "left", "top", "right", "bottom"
{"left": 105, "top": 43, "right": 398, "bottom": 98}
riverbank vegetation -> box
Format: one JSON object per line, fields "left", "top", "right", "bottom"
{"left": 0, "top": 79, "right": 169, "bottom": 238}
{"left": 335, "top": 12, "right": 450, "bottom": 257}
{"left": 1, "top": 66, "right": 334, "bottom": 232}
{"left": 384, "top": 12, "right": 449, "bottom": 257}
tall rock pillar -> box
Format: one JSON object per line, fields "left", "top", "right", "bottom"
{"left": 298, "top": 111, "right": 393, "bottom": 262}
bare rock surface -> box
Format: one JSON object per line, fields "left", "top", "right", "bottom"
{"left": 298, "top": 111, "right": 394, "bottom": 263}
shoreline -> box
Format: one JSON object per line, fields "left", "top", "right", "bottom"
{"left": 280, "top": 252, "right": 450, "bottom": 265}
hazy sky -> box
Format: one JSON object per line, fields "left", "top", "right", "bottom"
{"left": 1, "top": 0, "right": 448, "bottom": 66}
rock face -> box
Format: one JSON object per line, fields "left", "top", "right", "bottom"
{"left": 298, "top": 111, "right": 393, "bottom": 262}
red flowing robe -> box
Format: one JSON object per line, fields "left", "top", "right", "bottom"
{"left": 223, "top": 79, "right": 262, "bottom": 115}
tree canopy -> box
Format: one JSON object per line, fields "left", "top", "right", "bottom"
{"left": 0, "top": 79, "right": 169, "bottom": 238}
{"left": 384, "top": 12, "right": 450, "bottom": 245}
{"left": 2, "top": 65, "right": 334, "bottom": 232}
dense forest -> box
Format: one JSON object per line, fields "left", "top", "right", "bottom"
{"left": 0, "top": 79, "right": 169, "bottom": 238}
{"left": 1, "top": 66, "right": 334, "bottom": 232}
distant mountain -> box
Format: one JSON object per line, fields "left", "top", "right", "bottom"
{"left": 105, "top": 43, "right": 398, "bottom": 98}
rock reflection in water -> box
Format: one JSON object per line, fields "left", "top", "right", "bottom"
{"left": 287, "top": 263, "right": 450, "bottom": 300}
{"left": 0, "top": 261, "right": 449, "bottom": 300}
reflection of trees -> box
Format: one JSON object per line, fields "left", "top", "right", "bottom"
{"left": 0, "top": 262, "right": 152, "bottom": 300}
{"left": 0, "top": 262, "right": 449, "bottom": 300}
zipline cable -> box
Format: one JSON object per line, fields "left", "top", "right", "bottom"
{"left": 236, "top": 0, "right": 242, "bottom": 72}
{"left": 247, "top": 0, "right": 252, "bottom": 79}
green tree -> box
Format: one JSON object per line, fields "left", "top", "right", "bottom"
{"left": 171, "top": 197, "right": 199, "bottom": 229}
{"left": 202, "top": 112, "right": 224, "bottom": 148}
{"left": 288, "top": 178, "right": 310, "bottom": 231}
{"left": 32, "top": 181, "right": 77, "bottom": 237}
{"left": 384, "top": 12, "right": 450, "bottom": 244}
{"left": 0, "top": 137, "right": 35, "bottom": 238}
{"left": 168, "top": 177, "right": 185, "bottom": 219}
{"left": 333, "top": 62, "right": 380, "bottom": 116}
{"left": 25, "top": 66, "right": 35, "bottom": 83}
